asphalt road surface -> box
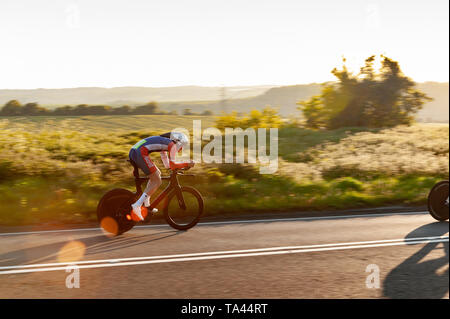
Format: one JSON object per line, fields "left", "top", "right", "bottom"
{"left": 0, "top": 210, "right": 448, "bottom": 299}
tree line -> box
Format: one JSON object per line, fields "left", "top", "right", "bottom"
{"left": 0, "top": 101, "right": 214, "bottom": 116}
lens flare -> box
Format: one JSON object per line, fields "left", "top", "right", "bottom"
{"left": 100, "top": 216, "right": 119, "bottom": 236}
{"left": 57, "top": 241, "right": 86, "bottom": 263}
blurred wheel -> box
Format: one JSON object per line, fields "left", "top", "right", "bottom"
{"left": 428, "top": 181, "right": 449, "bottom": 221}
{"left": 164, "top": 186, "right": 203, "bottom": 230}
{"left": 97, "top": 188, "right": 136, "bottom": 235}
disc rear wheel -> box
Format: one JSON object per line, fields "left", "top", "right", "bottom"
{"left": 97, "top": 188, "right": 136, "bottom": 235}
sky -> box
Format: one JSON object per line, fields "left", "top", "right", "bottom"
{"left": 0, "top": 0, "right": 448, "bottom": 89}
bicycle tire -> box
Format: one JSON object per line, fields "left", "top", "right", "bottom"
{"left": 164, "top": 186, "right": 204, "bottom": 231}
{"left": 427, "top": 181, "right": 449, "bottom": 221}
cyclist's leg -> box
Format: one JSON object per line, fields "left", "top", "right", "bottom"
{"left": 144, "top": 166, "right": 162, "bottom": 200}
{"left": 136, "top": 154, "right": 162, "bottom": 197}
{"left": 130, "top": 148, "right": 151, "bottom": 176}
{"left": 131, "top": 154, "right": 162, "bottom": 219}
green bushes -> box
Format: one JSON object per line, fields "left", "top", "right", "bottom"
{"left": 215, "top": 107, "right": 282, "bottom": 130}
{"left": 331, "top": 177, "right": 364, "bottom": 191}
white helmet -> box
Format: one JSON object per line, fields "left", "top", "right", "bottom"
{"left": 170, "top": 132, "right": 189, "bottom": 150}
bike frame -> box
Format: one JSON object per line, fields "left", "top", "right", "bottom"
{"left": 129, "top": 160, "right": 189, "bottom": 211}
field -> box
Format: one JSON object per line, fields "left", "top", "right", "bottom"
{"left": 0, "top": 115, "right": 216, "bottom": 133}
{"left": 0, "top": 115, "right": 448, "bottom": 226}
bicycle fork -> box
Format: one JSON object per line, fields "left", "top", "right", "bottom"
{"left": 174, "top": 186, "right": 187, "bottom": 210}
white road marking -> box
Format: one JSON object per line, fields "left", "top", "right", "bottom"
{"left": 0, "top": 211, "right": 429, "bottom": 237}
{"left": 194, "top": 211, "right": 429, "bottom": 226}
{"left": 0, "top": 235, "right": 444, "bottom": 270}
{"left": 0, "top": 235, "right": 447, "bottom": 275}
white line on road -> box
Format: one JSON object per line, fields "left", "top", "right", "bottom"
{"left": 0, "top": 235, "right": 444, "bottom": 270}
{"left": 0, "top": 211, "right": 429, "bottom": 237}
{"left": 0, "top": 235, "right": 447, "bottom": 275}
{"left": 194, "top": 211, "right": 429, "bottom": 226}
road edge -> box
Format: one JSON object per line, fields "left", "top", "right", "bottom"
{"left": 0, "top": 205, "right": 428, "bottom": 234}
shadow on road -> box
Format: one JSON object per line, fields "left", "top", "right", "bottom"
{"left": 0, "top": 230, "right": 181, "bottom": 266}
{"left": 383, "top": 222, "right": 449, "bottom": 299}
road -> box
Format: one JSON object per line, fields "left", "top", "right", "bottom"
{"left": 0, "top": 210, "right": 448, "bottom": 299}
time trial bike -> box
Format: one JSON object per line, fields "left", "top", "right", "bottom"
{"left": 97, "top": 160, "right": 204, "bottom": 235}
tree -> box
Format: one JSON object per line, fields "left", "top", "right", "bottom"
{"left": 112, "top": 105, "right": 132, "bottom": 115}
{"left": 297, "top": 96, "right": 325, "bottom": 129}
{"left": 86, "top": 105, "right": 111, "bottom": 115}
{"left": 74, "top": 104, "right": 89, "bottom": 115}
{"left": 134, "top": 102, "right": 159, "bottom": 115}
{"left": 22, "top": 102, "right": 49, "bottom": 115}
{"left": 298, "top": 55, "right": 432, "bottom": 129}
{"left": 53, "top": 105, "right": 74, "bottom": 115}
{"left": 0, "top": 100, "right": 23, "bottom": 116}
{"left": 260, "top": 107, "right": 282, "bottom": 128}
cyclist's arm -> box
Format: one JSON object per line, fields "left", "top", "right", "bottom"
{"left": 167, "top": 142, "right": 191, "bottom": 170}
{"left": 160, "top": 151, "right": 170, "bottom": 169}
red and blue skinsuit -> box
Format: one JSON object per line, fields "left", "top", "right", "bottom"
{"left": 128, "top": 133, "right": 189, "bottom": 175}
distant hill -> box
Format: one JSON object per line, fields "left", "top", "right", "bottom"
{"left": 159, "top": 84, "right": 322, "bottom": 116}
{"left": 160, "top": 82, "right": 448, "bottom": 122}
{"left": 0, "top": 82, "right": 447, "bottom": 122}
{"left": 0, "top": 85, "right": 274, "bottom": 106}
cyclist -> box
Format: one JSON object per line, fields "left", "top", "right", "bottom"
{"left": 128, "top": 132, "right": 194, "bottom": 221}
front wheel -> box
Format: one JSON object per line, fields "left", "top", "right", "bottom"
{"left": 164, "top": 186, "right": 204, "bottom": 230}
{"left": 427, "top": 181, "right": 449, "bottom": 221}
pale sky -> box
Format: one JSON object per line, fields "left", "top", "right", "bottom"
{"left": 0, "top": 0, "right": 448, "bottom": 89}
